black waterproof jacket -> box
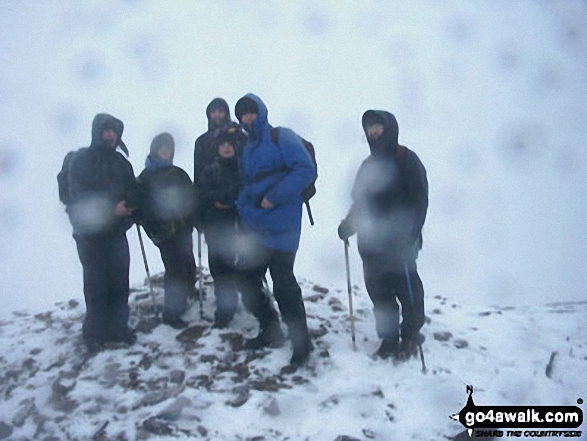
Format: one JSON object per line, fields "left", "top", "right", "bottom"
{"left": 137, "top": 164, "right": 197, "bottom": 245}
{"left": 194, "top": 98, "right": 230, "bottom": 185}
{"left": 67, "top": 114, "right": 138, "bottom": 237}
{"left": 342, "top": 110, "right": 428, "bottom": 261}
{"left": 197, "top": 156, "right": 242, "bottom": 232}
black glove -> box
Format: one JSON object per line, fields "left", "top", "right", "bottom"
{"left": 337, "top": 218, "right": 354, "bottom": 241}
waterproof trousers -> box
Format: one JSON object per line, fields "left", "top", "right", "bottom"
{"left": 75, "top": 233, "right": 130, "bottom": 342}
{"left": 237, "top": 240, "right": 309, "bottom": 344}
{"left": 157, "top": 233, "right": 196, "bottom": 322}
{"left": 363, "top": 257, "right": 425, "bottom": 341}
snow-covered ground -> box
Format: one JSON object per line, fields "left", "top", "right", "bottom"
{"left": 0, "top": 271, "right": 584, "bottom": 440}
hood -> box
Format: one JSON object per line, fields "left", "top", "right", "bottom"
{"left": 206, "top": 97, "right": 231, "bottom": 131}
{"left": 236, "top": 93, "right": 269, "bottom": 144}
{"left": 362, "top": 110, "right": 398, "bottom": 158}
{"left": 150, "top": 132, "right": 175, "bottom": 162}
{"left": 90, "top": 113, "right": 129, "bottom": 156}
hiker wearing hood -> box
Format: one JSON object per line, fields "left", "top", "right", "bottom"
{"left": 338, "top": 110, "right": 428, "bottom": 361}
{"left": 67, "top": 113, "right": 139, "bottom": 348}
{"left": 137, "top": 133, "right": 197, "bottom": 329}
{"left": 193, "top": 98, "right": 245, "bottom": 208}
{"left": 197, "top": 128, "right": 243, "bottom": 328}
{"left": 234, "top": 94, "right": 316, "bottom": 367}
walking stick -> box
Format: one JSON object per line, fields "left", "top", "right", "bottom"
{"left": 136, "top": 224, "right": 158, "bottom": 319}
{"left": 403, "top": 262, "right": 426, "bottom": 373}
{"left": 344, "top": 239, "right": 357, "bottom": 351}
{"left": 197, "top": 231, "right": 203, "bottom": 319}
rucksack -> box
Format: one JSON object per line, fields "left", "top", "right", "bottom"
{"left": 57, "top": 149, "right": 84, "bottom": 205}
{"left": 270, "top": 127, "right": 317, "bottom": 225}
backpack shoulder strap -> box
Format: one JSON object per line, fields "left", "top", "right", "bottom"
{"left": 396, "top": 144, "right": 406, "bottom": 166}
{"left": 270, "top": 127, "right": 281, "bottom": 146}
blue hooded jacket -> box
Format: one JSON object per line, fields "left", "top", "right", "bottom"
{"left": 237, "top": 94, "right": 315, "bottom": 251}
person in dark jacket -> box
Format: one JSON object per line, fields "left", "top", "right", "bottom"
{"left": 197, "top": 128, "right": 243, "bottom": 328}
{"left": 234, "top": 93, "right": 316, "bottom": 367}
{"left": 194, "top": 98, "right": 245, "bottom": 199}
{"left": 338, "top": 110, "right": 428, "bottom": 361}
{"left": 137, "top": 132, "right": 197, "bottom": 329}
{"left": 67, "top": 113, "right": 138, "bottom": 349}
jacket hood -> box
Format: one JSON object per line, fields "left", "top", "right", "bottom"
{"left": 90, "top": 113, "right": 129, "bottom": 156}
{"left": 237, "top": 93, "right": 269, "bottom": 143}
{"left": 150, "top": 132, "right": 175, "bottom": 161}
{"left": 362, "top": 110, "right": 398, "bottom": 158}
{"left": 206, "top": 98, "right": 231, "bottom": 131}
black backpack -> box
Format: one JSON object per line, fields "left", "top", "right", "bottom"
{"left": 57, "top": 149, "right": 83, "bottom": 205}
{"left": 270, "top": 127, "right": 318, "bottom": 225}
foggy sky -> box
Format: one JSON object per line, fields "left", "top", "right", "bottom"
{"left": 0, "top": 0, "right": 586, "bottom": 318}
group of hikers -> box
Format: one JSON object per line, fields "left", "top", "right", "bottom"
{"left": 59, "top": 93, "right": 428, "bottom": 367}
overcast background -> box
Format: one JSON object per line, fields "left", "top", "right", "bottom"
{"left": 0, "top": 0, "right": 586, "bottom": 319}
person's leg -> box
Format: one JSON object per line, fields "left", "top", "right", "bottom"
{"left": 268, "top": 249, "right": 312, "bottom": 365}
{"left": 207, "top": 232, "right": 238, "bottom": 327}
{"left": 363, "top": 258, "right": 400, "bottom": 358}
{"left": 76, "top": 236, "right": 109, "bottom": 343}
{"left": 106, "top": 234, "right": 133, "bottom": 342}
{"left": 158, "top": 236, "right": 191, "bottom": 328}
{"left": 236, "top": 239, "right": 283, "bottom": 347}
{"left": 396, "top": 259, "right": 425, "bottom": 359}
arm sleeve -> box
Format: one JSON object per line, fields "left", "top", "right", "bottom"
{"left": 406, "top": 152, "right": 428, "bottom": 241}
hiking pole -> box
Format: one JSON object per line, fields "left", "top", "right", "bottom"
{"left": 344, "top": 239, "right": 356, "bottom": 351}
{"left": 197, "top": 231, "right": 204, "bottom": 319}
{"left": 136, "top": 224, "right": 158, "bottom": 319}
{"left": 403, "top": 261, "right": 426, "bottom": 373}
{"left": 305, "top": 201, "right": 315, "bottom": 226}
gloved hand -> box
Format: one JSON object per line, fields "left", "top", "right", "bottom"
{"left": 337, "top": 218, "right": 355, "bottom": 241}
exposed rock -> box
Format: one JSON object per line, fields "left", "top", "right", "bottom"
{"left": 362, "top": 429, "right": 377, "bottom": 439}
{"left": 226, "top": 385, "right": 250, "bottom": 407}
{"left": 262, "top": 397, "right": 280, "bottom": 416}
{"left": 12, "top": 398, "right": 36, "bottom": 427}
{"left": 169, "top": 369, "right": 186, "bottom": 384}
{"left": 545, "top": 351, "right": 558, "bottom": 378}
{"left": 142, "top": 417, "right": 173, "bottom": 435}
{"left": 434, "top": 331, "right": 453, "bottom": 342}
{"left": 157, "top": 397, "right": 192, "bottom": 421}
{"left": 0, "top": 422, "right": 13, "bottom": 440}
{"left": 133, "top": 384, "right": 185, "bottom": 409}
{"left": 454, "top": 339, "right": 469, "bottom": 349}
{"left": 328, "top": 297, "right": 344, "bottom": 312}
{"left": 176, "top": 325, "right": 207, "bottom": 344}
{"left": 309, "top": 325, "right": 328, "bottom": 338}
{"left": 334, "top": 436, "right": 361, "bottom": 441}
{"left": 312, "top": 285, "right": 329, "bottom": 294}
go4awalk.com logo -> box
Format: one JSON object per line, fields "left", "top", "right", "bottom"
{"left": 450, "top": 386, "right": 583, "bottom": 438}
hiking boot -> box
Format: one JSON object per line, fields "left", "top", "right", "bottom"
{"left": 290, "top": 337, "right": 314, "bottom": 367}
{"left": 83, "top": 335, "right": 105, "bottom": 353}
{"left": 111, "top": 328, "right": 137, "bottom": 345}
{"left": 212, "top": 312, "right": 234, "bottom": 330}
{"left": 163, "top": 317, "right": 189, "bottom": 330}
{"left": 394, "top": 334, "right": 423, "bottom": 361}
{"left": 244, "top": 322, "right": 286, "bottom": 350}
{"left": 374, "top": 337, "right": 399, "bottom": 360}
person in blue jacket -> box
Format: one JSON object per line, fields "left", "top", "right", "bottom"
{"left": 234, "top": 93, "right": 316, "bottom": 367}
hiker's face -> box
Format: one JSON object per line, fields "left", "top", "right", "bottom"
{"left": 101, "top": 129, "right": 118, "bottom": 148}
{"left": 366, "top": 123, "right": 385, "bottom": 141}
{"left": 240, "top": 112, "right": 257, "bottom": 130}
{"left": 156, "top": 146, "right": 173, "bottom": 161}
{"left": 218, "top": 141, "right": 235, "bottom": 159}
{"left": 210, "top": 108, "right": 226, "bottom": 127}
